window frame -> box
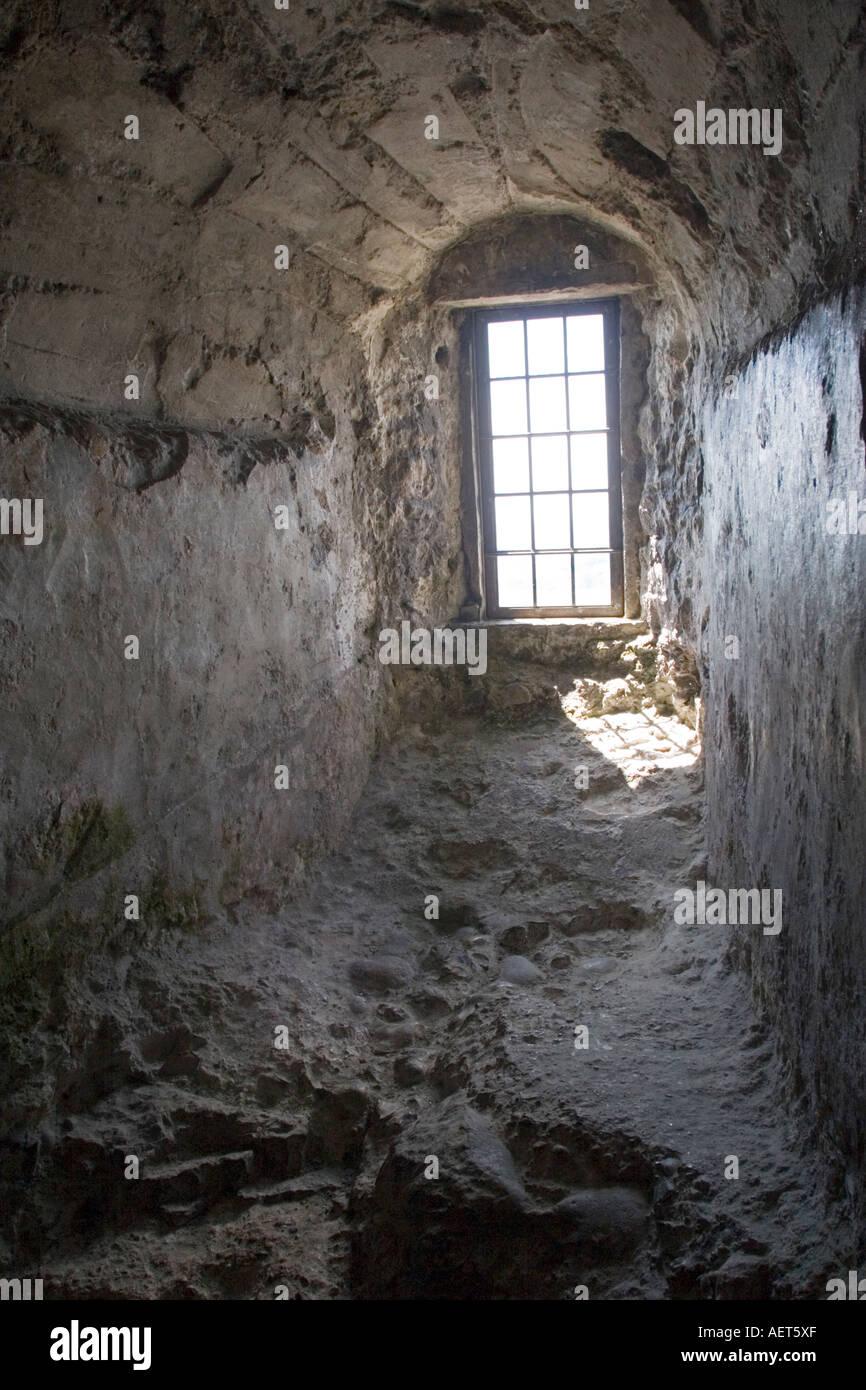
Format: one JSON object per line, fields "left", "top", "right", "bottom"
{"left": 472, "top": 298, "right": 624, "bottom": 619}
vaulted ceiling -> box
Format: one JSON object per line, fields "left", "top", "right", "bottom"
{"left": 1, "top": 0, "right": 863, "bottom": 431}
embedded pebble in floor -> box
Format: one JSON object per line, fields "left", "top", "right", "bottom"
{"left": 578, "top": 956, "right": 620, "bottom": 976}
{"left": 499, "top": 955, "right": 543, "bottom": 986}
{"left": 348, "top": 957, "right": 416, "bottom": 994}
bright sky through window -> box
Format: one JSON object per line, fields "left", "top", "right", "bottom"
{"left": 475, "top": 301, "right": 623, "bottom": 616}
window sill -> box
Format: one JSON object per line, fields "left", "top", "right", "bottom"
{"left": 465, "top": 616, "right": 646, "bottom": 630}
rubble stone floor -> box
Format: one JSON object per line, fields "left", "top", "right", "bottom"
{"left": 35, "top": 664, "right": 843, "bottom": 1299}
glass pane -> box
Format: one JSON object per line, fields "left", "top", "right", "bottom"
{"left": 487, "top": 320, "right": 525, "bottom": 378}
{"left": 535, "top": 552, "right": 573, "bottom": 607}
{"left": 572, "top": 491, "right": 610, "bottom": 548}
{"left": 568, "top": 373, "right": 607, "bottom": 430}
{"left": 497, "top": 554, "right": 533, "bottom": 608}
{"left": 526, "top": 316, "right": 564, "bottom": 375}
{"left": 490, "top": 379, "right": 527, "bottom": 435}
{"left": 492, "top": 436, "right": 529, "bottom": 493}
{"left": 495, "top": 494, "right": 532, "bottom": 550}
{"left": 574, "top": 552, "right": 611, "bottom": 606}
{"left": 531, "top": 434, "right": 569, "bottom": 491}
{"left": 533, "top": 493, "right": 571, "bottom": 550}
{"left": 566, "top": 314, "right": 605, "bottom": 372}
{"left": 528, "top": 375, "right": 567, "bottom": 433}
{"left": 570, "top": 432, "right": 609, "bottom": 489}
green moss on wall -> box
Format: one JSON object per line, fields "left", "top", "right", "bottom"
{"left": 30, "top": 798, "right": 136, "bottom": 885}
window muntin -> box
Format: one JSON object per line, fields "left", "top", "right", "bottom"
{"left": 475, "top": 300, "right": 624, "bottom": 617}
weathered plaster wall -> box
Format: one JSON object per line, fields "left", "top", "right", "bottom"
{"left": 698, "top": 286, "right": 866, "bottom": 1218}
{"left": 0, "top": 390, "right": 383, "bottom": 926}
{"left": 0, "top": 296, "right": 470, "bottom": 930}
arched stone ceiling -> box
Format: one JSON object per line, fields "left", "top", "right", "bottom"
{"left": 0, "top": 0, "right": 863, "bottom": 432}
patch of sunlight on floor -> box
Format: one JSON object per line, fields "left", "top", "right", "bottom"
{"left": 561, "top": 704, "right": 701, "bottom": 787}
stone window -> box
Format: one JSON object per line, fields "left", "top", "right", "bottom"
{"left": 473, "top": 299, "right": 624, "bottom": 618}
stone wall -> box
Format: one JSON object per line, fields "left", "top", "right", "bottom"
{"left": 0, "top": 392, "right": 383, "bottom": 928}
{"left": 698, "top": 286, "right": 866, "bottom": 1210}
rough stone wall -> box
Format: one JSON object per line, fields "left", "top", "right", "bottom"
{"left": 0, "top": 305, "right": 469, "bottom": 933}
{"left": 697, "top": 286, "right": 866, "bottom": 1217}
{"left": 0, "top": 390, "right": 382, "bottom": 926}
